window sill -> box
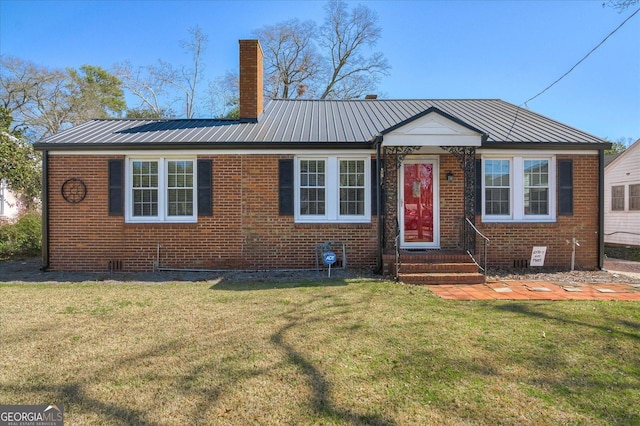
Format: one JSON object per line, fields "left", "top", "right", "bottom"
{"left": 481, "top": 218, "right": 557, "bottom": 224}
{"left": 125, "top": 218, "right": 198, "bottom": 224}
{"left": 295, "top": 219, "right": 371, "bottom": 224}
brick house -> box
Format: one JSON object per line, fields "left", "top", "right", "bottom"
{"left": 35, "top": 40, "right": 610, "bottom": 281}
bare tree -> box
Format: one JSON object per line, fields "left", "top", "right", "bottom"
{"left": 115, "top": 26, "right": 208, "bottom": 119}
{"left": 205, "top": 70, "right": 240, "bottom": 118}
{"left": 113, "top": 60, "right": 174, "bottom": 117}
{"left": 175, "top": 26, "right": 208, "bottom": 118}
{"left": 318, "top": 0, "right": 390, "bottom": 99}
{"left": 1, "top": 56, "right": 125, "bottom": 140}
{"left": 1, "top": 56, "right": 76, "bottom": 139}
{"left": 251, "top": 0, "right": 390, "bottom": 101}
{"left": 604, "top": 0, "right": 640, "bottom": 11}
{"left": 254, "top": 19, "right": 323, "bottom": 99}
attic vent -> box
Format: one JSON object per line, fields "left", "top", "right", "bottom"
{"left": 513, "top": 259, "right": 529, "bottom": 268}
{"left": 365, "top": 94, "right": 377, "bottom": 99}
{"left": 108, "top": 260, "right": 123, "bottom": 272}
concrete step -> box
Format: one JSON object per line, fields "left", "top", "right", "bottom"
{"left": 398, "top": 272, "right": 486, "bottom": 285}
{"left": 397, "top": 253, "right": 471, "bottom": 263}
{"left": 400, "top": 262, "right": 479, "bottom": 274}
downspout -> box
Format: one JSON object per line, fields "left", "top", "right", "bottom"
{"left": 598, "top": 148, "right": 605, "bottom": 270}
{"left": 40, "top": 150, "right": 49, "bottom": 271}
{"left": 375, "top": 135, "right": 383, "bottom": 274}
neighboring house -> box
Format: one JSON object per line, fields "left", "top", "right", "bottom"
{"left": 604, "top": 138, "right": 640, "bottom": 247}
{"left": 34, "top": 40, "right": 610, "bottom": 277}
{"left": 0, "top": 181, "right": 21, "bottom": 224}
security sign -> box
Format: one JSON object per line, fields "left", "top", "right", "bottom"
{"left": 323, "top": 251, "right": 337, "bottom": 266}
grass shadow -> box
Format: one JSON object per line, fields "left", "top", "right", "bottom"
{"left": 0, "top": 257, "right": 377, "bottom": 286}
{"left": 494, "top": 302, "right": 640, "bottom": 341}
{"left": 210, "top": 276, "right": 351, "bottom": 291}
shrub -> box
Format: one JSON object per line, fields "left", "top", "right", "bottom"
{"left": 0, "top": 211, "right": 42, "bottom": 259}
{"left": 605, "top": 245, "right": 640, "bottom": 262}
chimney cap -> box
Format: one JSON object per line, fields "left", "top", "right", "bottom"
{"left": 365, "top": 94, "right": 378, "bottom": 100}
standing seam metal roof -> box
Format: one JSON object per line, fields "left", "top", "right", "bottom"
{"left": 35, "top": 99, "right": 608, "bottom": 148}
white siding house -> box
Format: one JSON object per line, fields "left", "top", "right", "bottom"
{"left": 604, "top": 138, "right": 640, "bottom": 247}
{"left": 0, "top": 180, "right": 21, "bottom": 224}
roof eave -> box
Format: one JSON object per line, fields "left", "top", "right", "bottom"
{"left": 34, "top": 141, "right": 376, "bottom": 151}
{"left": 481, "top": 141, "right": 611, "bottom": 150}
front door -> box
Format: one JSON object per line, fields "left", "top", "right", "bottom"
{"left": 400, "top": 158, "right": 439, "bottom": 248}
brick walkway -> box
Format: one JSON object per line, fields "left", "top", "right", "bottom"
{"left": 426, "top": 281, "right": 640, "bottom": 301}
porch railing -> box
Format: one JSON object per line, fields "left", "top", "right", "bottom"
{"left": 464, "top": 217, "right": 490, "bottom": 275}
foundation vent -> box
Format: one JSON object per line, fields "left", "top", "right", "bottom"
{"left": 108, "top": 260, "right": 123, "bottom": 272}
{"left": 513, "top": 259, "right": 529, "bottom": 268}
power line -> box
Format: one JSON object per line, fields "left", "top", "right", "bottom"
{"left": 505, "top": 7, "right": 640, "bottom": 141}
{"left": 523, "top": 6, "right": 640, "bottom": 107}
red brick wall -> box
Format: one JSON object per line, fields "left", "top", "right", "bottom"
{"left": 439, "top": 154, "right": 465, "bottom": 249}
{"left": 476, "top": 155, "right": 600, "bottom": 270}
{"left": 47, "top": 154, "right": 378, "bottom": 272}
{"left": 239, "top": 40, "right": 263, "bottom": 120}
{"left": 47, "top": 153, "right": 601, "bottom": 272}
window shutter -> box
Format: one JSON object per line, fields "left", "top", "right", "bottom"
{"left": 108, "top": 159, "right": 124, "bottom": 216}
{"left": 371, "top": 158, "right": 384, "bottom": 216}
{"left": 475, "top": 158, "right": 482, "bottom": 215}
{"left": 279, "top": 159, "right": 294, "bottom": 215}
{"left": 558, "top": 159, "right": 573, "bottom": 215}
{"left": 197, "top": 159, "right": 213, "bottom": 216}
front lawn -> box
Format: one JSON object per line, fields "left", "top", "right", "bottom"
{"left": 1, "top": 278, "right": 638, "bottom": 425}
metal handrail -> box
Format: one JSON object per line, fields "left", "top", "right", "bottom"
{"left": 394, "top": 218, "right": 401, "bottom": 281}
{"left": 465, "top": 217, "right": 490, "bottom": 274}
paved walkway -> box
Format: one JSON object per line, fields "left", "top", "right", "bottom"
{"left": 426, "top": 281, "right": 640, "bottom": 301}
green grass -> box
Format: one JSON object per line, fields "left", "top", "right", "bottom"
{"left": 1, "top": 278, "right": 639, "bottom": 425}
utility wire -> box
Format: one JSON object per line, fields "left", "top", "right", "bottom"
{"left": 505, "top": 7, "right": 640, "bottom": 141}
{"left": 523, "top": 7, "right": 640, "bottom": 106}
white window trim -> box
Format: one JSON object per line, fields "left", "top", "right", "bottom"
{"left": 294, "top": 156, "right": 371, "bottom": 223}
{"left": 482, "top": 155, "right": 556, "bottom": 223}
{"left": 125, "top": 157, "right": 197, "bottom": 224}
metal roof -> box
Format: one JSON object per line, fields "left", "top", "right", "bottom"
{"left": 35, "top": 99, "right": 608, "bottom": 150}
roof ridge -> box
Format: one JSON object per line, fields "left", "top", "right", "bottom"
{"left": 270, "top": 98, "right": 503, "bottom": 102}
{"left": 88, "top": 117, "right": 240, "bottom": 122}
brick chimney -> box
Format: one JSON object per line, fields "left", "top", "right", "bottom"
{"left": 239, "top": 39, "right": 264, "bottom": 122}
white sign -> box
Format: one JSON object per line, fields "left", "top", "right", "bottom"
{"left": 530, "top": 246, "right": 547, "bottom": 267}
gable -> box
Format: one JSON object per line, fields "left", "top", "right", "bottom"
{"left": 381, "top": 109, "right": 484, "bottom": 147}
{"left": 605, "top": 138, "right": 640, "bottom": 172}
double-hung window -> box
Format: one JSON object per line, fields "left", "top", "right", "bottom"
{"left": 611, "top": 185, "right": 625, "bottom": 211}
{"left": 524, "top": 160, "right": 549, "bottom": 216}
{"left": 295, "top": 156, "right": 370, "bottom": 223}
{"left": 299, "top": 160, "right": 326, "bottom": 216}
{"left": 482, "top": 156, "right": 555, "bottom": 222}
{"left": 126, "top": 158, "right": 197, "bottom": 223}
{"left": 339, "top": 160, "right": 366, "bottom": 216}
{"left": 629, "top": 185, "right": 640, "bottom": 211}
{"left": 484, "top": 159, "right": 510, "bottom": 216}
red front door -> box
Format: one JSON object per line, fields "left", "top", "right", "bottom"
{"left": 401, "top": 160, "right": 439, "bottom": 247}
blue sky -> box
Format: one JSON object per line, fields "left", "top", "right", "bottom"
{"left": 1, "top": 0, "right": 639, "bottom": 141}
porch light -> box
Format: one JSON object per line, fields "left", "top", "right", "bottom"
{"left": 446, "top": 171, "right": 454, "bottom": 182}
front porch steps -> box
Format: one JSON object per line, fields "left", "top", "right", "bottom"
{"left": 383, "top": 251, "right": 485, "bottom": 285}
